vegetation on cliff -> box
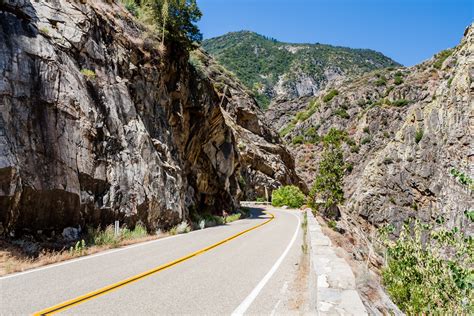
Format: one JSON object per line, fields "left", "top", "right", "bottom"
{"left": 379, "top": 217, "right": 473, "bottom": 314}
{"left": 121, "top": 0, "right": 202, "bottom": 49}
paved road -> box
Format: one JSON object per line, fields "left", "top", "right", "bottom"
{"left": 0, "top": 208, "right": 307, "bottom": 315}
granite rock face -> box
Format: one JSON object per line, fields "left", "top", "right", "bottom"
{"left": 267, "top": 24, "right": 473, "bottom": 234}
{"left": 0, "top": 0, "right": 303, "bottom": 236}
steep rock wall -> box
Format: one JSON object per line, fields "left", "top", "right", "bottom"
{"left": 0, "top": 0, "right": 302, "bottom": 236}
{"left": 267, "top": 24, "right": 473, "bottom": 233}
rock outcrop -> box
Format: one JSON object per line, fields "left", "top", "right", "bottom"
{"left": 267, "top": 23, "right": 473, "bottom": 234}
{"left": 0, "top": 0, "right": 302, "bottom": 236}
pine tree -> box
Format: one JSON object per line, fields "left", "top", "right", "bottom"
{"left": 310, "top": 128, "right": 345, "bottom": 218}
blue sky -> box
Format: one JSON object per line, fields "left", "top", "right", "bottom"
{"left": 196, "top": 0, "right": 473, "bottom": 66}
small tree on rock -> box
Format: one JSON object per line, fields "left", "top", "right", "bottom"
{"left": 310, "top": 128, "right": 346, "bottom": 218}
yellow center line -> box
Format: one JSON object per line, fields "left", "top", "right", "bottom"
{"left": 33, "top": 212, "right": 275, "bottom": 315}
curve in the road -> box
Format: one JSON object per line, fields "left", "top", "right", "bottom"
{"left": 33, "top": 212, "right": 275, "bottom": 316}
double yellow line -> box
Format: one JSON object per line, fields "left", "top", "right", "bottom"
{"left": 34, "top": 212, "right": 275, "bottom": 315}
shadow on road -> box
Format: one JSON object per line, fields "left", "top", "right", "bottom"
{"left": 247, "top": 207, "right": 270, "bottom": 220}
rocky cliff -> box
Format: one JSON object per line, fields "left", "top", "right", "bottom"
{"left": 0, "top": 0, "right": 302, "bottom": 237}
{"left": 267, "top": 24, "right": 473, "bottom": 235}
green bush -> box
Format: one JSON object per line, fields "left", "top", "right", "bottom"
{"left": 334, "top": 108, "right": 350, "bottom": 119}
{"left": 361, "top": 136, "right": 372, "bottom": 145}
{"left": 80, "top": 69, "right": 96, "bottom": 80}
{"left": 91, "top": 225, "right": 119, "bottom": 246}
{"left": 225, "top": 213, "right": 241, "bottom": 223}
{"left": 279, "top": 123, "right": 295, "bottom": 137}
{"left": 380, "top": 220, "right": 473, "bottom": 314}
{"left": 450, "top": 168, "right": 474, "bottom": 190}
{"left": 294, "top": 100, "right": 319, "bottom": 122}
{"left": 394, "top": 75, "right": 403, "bottom": 85}
{"left": 271, "top": 185, "right": 306, "bottom": 208}
{"left": 304, "top": 127, "right": 320, "bottom": 144}
{"left": 121, "top": 0, "right": 139, "bottom": 16}
{"left": 392, "top": 99, "right": 409, "bottom": 107}
{"left": 292, "top": 135, "right": 304, "bottom": 145}
{"left": 350, "top": 145, "right": 360, "bottom": 153}
{"left": 374, "top": 76, "right": 387, "bottom": 86}
{"left": 322, "top": 128, "right": 347, "bottom": 146}
{"left": 121, "top": 223, "right": 148, "bottom": 240}
{"left": 323, "top": 89, "right": 339, "bottom": 103}
{"left": 415, "top": 129, "right": 424, "bottom": 144}
{"left": 433, "top": 49, "right": 453, "bottom": 69}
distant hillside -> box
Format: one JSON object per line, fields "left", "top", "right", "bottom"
{"left": 202, "top": 31, "right": 400, "bottom": 108}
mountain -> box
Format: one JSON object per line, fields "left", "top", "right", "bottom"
{"left": 264, "top": 24, "right": 473, "bottom": 313}
{"left": 266, "top": 24, "right": 473, "bottom": 254}
{"left": 0, "top": 0, "right": 303, "bottom": 236}
{"left": 203, "top": 31, "right": 400, "bottom": 108}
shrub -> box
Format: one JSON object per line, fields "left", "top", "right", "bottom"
{"left": 350, "top": 145, "right": 360, "bottom": 153}
{"left": 433, "top": 49, "right": 453, "bottom": 69}
{"left": 323, "top": 89, "right": 339, "bottom": 103}
{"left": 69, "top": 240, "right": 86, "bottom": 256}
{"left": 256, "top": 197, "right": 266, "bottom": 202}
{"left": 361, "top": 136, "right": 372, "bottom": 145}
{"left": 394, "top": 76, "right": 403, "bottom": 85}
{"left": 450, "top": 168, "right": 474, "bottom": 190}
{"left": 392, "top": 99, "right": 409, "bottom": 107}
{"left": 225, "top": 213, "right": 241, "bottom": 223}
{"left": 304, "top": 127, "right": 320, "bottom": 144}
{"left": 170, "top": 222, "right": 191, "bottom": 235}
{"left": 379, "top": 220, "right": 473, "bottom": 314}
{"left": 295, "top": 100, "right": 319, "bottom": 122}
{"left": 292, "top": 135, "right": 304, "bottom": 145}
{"left": 121, "top": 223, "right": 148, "bottom": 240}
{"left": 334, "top": 108, "right": 350, "bottom": 119}
{"left": 363, "top": 126, "right": 370, "bottom": 133}
{"left": 415, "top": 129, "right": 424, "bottom": 144}
{"left": 91, "top": 225, "right": 118, "bottom": 246}
{"left": 279, "top": 123, "right": 295, "bottom": 137}
{"left": 271, "top": 185, "right": 306, "bottom": 208}
{"left": 447, "top": 77, "right": 453, "bottom": 88}
{"left": 322, "top": 128, "right": 347, "bottom": 146}
{"left": 374, "top": 76, "right": 387, "bottom": 86}
{"left": 80, "top": 69, "right": 96, "bottom": 80}
{"left": 345, "top": 137, "right": 356, "bottom": 146}
{"left": 121, "top": 0, "right": 139, "bottom": 16}
{"left": 328, "top": 220, "right": 337, "bottom": 231}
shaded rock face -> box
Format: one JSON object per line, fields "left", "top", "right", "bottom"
{"left": 0, "top": 0, "right": 302, "bottom": 236}
{"left": 267, "top": 24, "right": 473, "bottom": 234}
{"left": 190, "top": 49, "right": 307, "bottom": 200}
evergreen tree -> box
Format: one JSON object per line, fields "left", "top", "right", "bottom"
{"left": 149, "top": 0, "right": 202, "bottom": 49}
{"left": 310, "top": 128, "right": 345, "bottom": 217}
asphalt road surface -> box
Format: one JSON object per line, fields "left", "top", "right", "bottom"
{"left": 0, "top": 207, "right": 307, "bottom": 315}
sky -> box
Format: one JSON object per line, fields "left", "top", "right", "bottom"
{"left": 196, "top": 0, "right": 473, "bottom": 66}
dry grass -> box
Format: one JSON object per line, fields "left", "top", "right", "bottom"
{"left": 0, "top": 234, "right": 166, "bottom": 277}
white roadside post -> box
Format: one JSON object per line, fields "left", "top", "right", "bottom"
{"left": 114, "top": 221, "right": 120, "bottom": 237}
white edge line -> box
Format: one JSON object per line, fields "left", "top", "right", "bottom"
{"left": 0, "top": 218, "right": 251, "bottom": 281}
{"left": 231, "top": 210, "right": 301, "bottom": 316}
{"left": 0, "top": 234, "right": 184, "bottom": 280}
